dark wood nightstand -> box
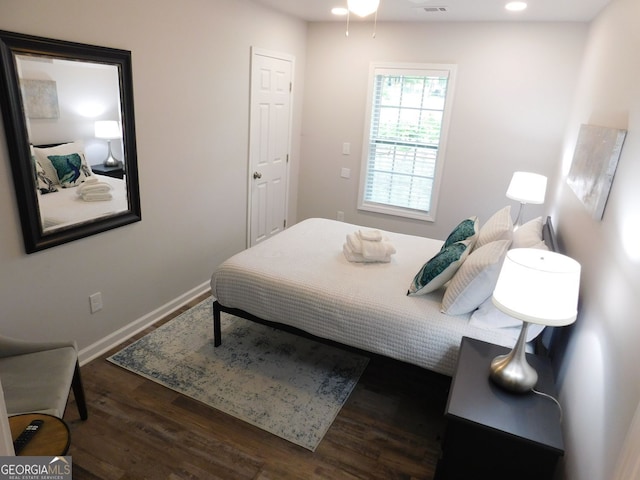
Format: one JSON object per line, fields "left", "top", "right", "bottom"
{"left": 435, "top": 337, "right": 564, "bottom": 480}
{"left": 91, "top": 162, "right": 124, "bottom": 179}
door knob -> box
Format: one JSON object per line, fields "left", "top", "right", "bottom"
{"left": 253, "top": 171, "right": 262, "bottom": 179}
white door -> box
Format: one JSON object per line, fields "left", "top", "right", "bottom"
{"left": 248, "top": 48, "right": 293, "bottom": 247}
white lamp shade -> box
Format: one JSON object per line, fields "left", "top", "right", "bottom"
{"left": 95, "top": 120, "right": 122, "bottom": 139}
{"left": 506, "top": 171, "right": 547, "bottom": 204}
{"left": 348, "top": 0, "right": 380, "bottom": 17}
{"left": 492, "top": 248, "right": 581, "bottom": 327}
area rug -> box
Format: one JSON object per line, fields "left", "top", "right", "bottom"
{"left": 107, "top": 299, "right": 369, "bottom": 451}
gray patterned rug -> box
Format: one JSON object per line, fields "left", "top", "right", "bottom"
{"left": 107, "top": 299, "right": 369, "bottom": 451}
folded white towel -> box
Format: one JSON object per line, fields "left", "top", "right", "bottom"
{"left": 343, "top": 243, "right": 362, "bottom": 262}
{"left": 361, "top": 238, "right": 396, "bottom": 261}
{"left": 77, "top": 181, "right": 112, "bottom": 195}
{"left": 359, "top": 229, "right": 382, "bottom": 242}
{"left": 84, "top": 176, "right": 99, "bottom": 184}
{"left": 346, "top": 232, "right": 362, "bottom": 253}
{"left": 343, "top": 243, "right": 392, "bottom": 263}
{"left": 81, "top": 191, "right": 113, "bottom": 202}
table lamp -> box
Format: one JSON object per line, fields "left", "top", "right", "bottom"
{"left": 490, "top": 248, "right": 581, "bottom": 393}
{"left": 95, "top": 120, "right": 122, "bottom": 167}
{"left": 506, "top": 172, "right": 547, "bottom": 227}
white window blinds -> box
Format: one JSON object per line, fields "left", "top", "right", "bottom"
{"left": 358, "top": 64, "right": 456, "bottom": 221}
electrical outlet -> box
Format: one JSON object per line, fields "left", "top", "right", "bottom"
{"left": 337, "top": 211, "right": 345, "bottom": 221}
{"left": 89, "top": 292, "right": 103, "bottom": 313}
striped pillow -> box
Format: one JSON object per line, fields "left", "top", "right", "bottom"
{"left": 441, "top": 239, "right": 511, "bottom": 315}
{"left": 475, "top": 206, "right": 513, "bottom": 250}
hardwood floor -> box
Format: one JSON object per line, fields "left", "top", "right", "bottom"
{"left": 63, "top": 294, "right": 451, "bottom": 479}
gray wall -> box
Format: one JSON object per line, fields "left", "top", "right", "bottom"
{"left": 550, "top": 0, "right": 640, "bottom": 478}
{"left": 299, "top": 21, "right": 587, "bottom": 238}
{"left": 0, "top": 0, "right": 307, "bottom": 359}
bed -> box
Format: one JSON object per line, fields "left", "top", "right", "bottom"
{"left": 210, "top": 210, "right": 557, "bottom": 377}
{"left": 37, "top": 174, "right": 128, "bottom": 232}
{"left": 32, "top": 141, "right": 129, "bottom": 232}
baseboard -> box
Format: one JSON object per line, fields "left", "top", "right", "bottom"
{"left": 77, "top": 281, "right": 211, "bottom": 365}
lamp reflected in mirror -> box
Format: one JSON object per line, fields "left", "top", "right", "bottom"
{"left": 95, "top": 120, "right": 122, "bottom": 167}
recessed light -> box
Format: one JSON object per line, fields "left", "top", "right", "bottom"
{"left": 332, "top": 7, "right": 349, "bottom": 15}
{"left": 505, "top": 1, "right": 527, "bottom": 12}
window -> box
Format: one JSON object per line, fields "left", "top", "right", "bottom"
{"left": 358, "top": 63, "right": 456, "bottom": 221}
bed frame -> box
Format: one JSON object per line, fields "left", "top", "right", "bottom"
{"left": 213, "top": 216, "right": 560, "bottom": 361}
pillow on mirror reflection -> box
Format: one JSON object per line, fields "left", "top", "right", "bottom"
{"left": 34, "top": 159, "right": 58, "bottom": 194}
{"left": 47, "top": 153, "right": 91, "bottom": 187}
{"left": 36, "top": 163, "right": 58, "bottom": 195}
{"left": 33, "top": 141, "right": 91, "bottom": 185}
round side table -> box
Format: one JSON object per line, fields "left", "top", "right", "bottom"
{"left": 9, "top": 413, "right": 70, "bottom": 456}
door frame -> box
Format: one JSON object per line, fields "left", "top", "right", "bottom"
{"left": 246, "top": 47, "right": 295, "bottom": 248}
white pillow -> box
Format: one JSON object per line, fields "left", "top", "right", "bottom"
{"left": 475, "top": 206, "right": 513, "bottom": 249}
{"left": 470, "top": 297, "right": 546, "bottom": 342}
{"left": 512, "top": 216, "right": 543, "bottom": 248}
{"left": 33, "top": 141, "right": 91, "bottom": 184}
{"left": 441, "top": 239, "right": 511, "bottom": 315}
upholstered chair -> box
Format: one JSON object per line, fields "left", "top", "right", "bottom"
{"left": 0, "top": 336, "right": 87, "bottom": 420}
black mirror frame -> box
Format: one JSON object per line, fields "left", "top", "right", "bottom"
{"left": 0, "top": 30, "right": 141, "bottom": 253}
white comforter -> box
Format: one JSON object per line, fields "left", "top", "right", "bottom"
{"left": 211, "top": 217, "right": 523, "bottom": 376}
{"left": 37, "top": 174, "right": 128, "bottom": 232}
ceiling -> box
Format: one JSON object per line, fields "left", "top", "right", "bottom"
{"left": 251, "top": 0, "right": 611, "bottom": 23}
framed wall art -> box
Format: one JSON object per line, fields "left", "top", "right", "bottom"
{"left": 566, "top": 123, "right": 626, "bottom": 220}
{"left": 21, "top": 78, "right": 60, "bottom": 119}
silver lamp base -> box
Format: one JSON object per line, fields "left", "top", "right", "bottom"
{"left": 513, "top": 202, "right": 526, "bottom": 228}
{"left": 102, "top": 139, "right": 120, "bottom": 167}
{"left": 489, "top": 321, "right": 538, "bottom": 393}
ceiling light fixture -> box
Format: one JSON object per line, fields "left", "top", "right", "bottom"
{"left": 505, "top": 1, "right": 527, "bottom": 12}
{"left": 348, "top": 0, "right": 380, "bottom": 17}
{"left": 343, "top": 0, "right": 380, "bottom": 38}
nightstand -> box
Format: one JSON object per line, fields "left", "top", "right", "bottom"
{"left": 91, "top": 162, "right": 125, "bottom": 179}
{"left": 435, "top": 337, "right": 564, "bottom": 480}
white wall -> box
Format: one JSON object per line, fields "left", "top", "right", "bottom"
{"left": 0, "top": 0, "right": 306, "bottom": 360}
{"left": 550, "top": 0, "right": 640, "bottom": 478}
{"left": 299, "top": 21, "right": 587, "bottom": 239}
{"left": 19, "top": 57, "right": 122, "bottom": 160}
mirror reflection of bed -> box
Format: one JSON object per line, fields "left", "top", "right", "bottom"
{"left": 17, "top": 52, "right": 129, "bottom": 233}
{"left": 0, "top": 29, "right": 141, "bottom": 252}
{"left": 33, "top": 141, "right": 129, "bottom": 233}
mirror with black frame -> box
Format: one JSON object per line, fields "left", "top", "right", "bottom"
{"left": 0, "top": 30, "right": 141, "bottom": 253}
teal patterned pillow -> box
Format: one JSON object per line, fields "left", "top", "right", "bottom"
{"left": 47, "top": 153, "right": 91, "bottom": 187}
{"left": 443, "top": 216, "right": 478, "bottom": 249}
{"left": 407, "top": 241, "right": 471, "bottom": 296}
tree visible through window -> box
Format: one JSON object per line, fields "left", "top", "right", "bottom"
{"left": 358, "top": 63, "right": 456, "bottom": 221}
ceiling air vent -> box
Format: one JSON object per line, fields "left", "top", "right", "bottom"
{"left": 423, "top": 6, "right": 448, "bottom": 13}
